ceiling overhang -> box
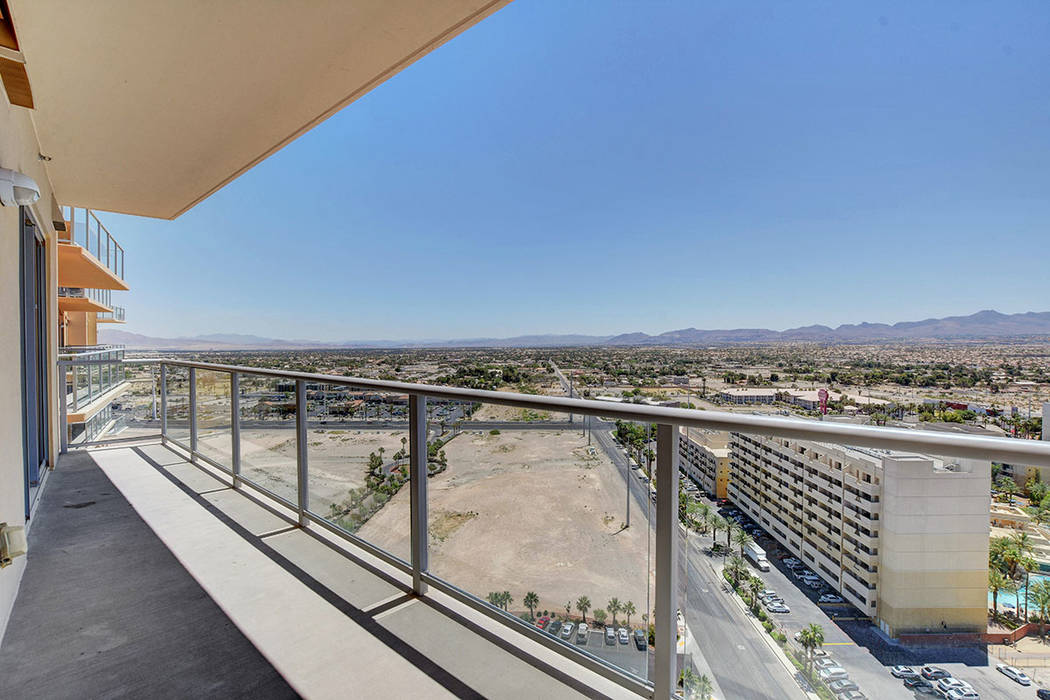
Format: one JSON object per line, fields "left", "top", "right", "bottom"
{"left": 9, "top": 1, "right": 509, "bottom": 219}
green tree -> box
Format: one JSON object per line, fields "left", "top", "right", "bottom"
{"left": 576, "top": 596, "right": 591, "bottom": 623}
{"left": 607, "top": 598, "right": 621, "bottom": 626}
{"left": 1029, "top": 579, "right": 1050, "bottom": 638}
{"left": 748, "top": 576, "right": 764, "bottom": 610}
{"left": 523, "top": 592, "right": 539, "bottom": 620}
{"left": 710, "top": 515, "right": 727, "bottom": 551}
{"left": 733, "top": 528, "right": 754, "bottom": 557}
{"left": 564, "top": 600, "right": 572, "bottom": 617}
{"left": 501, "top": 591, "right": 513, "bottom": 611}
{"left": 593, "top": 608, "right": 607, "bottom": 625}
{"left": 486, "top": 592, "right": 502, "bottom": 609}
{"left": 798, "top": 623, "right": 825, "bottom": 675}
{"left": 727, "top": 554, "right": 747, "bottom": 586}
{"left": 680, "top": 668, "right": 714, "bottom": 700}
{"left": 989, "top": 568, "right": 1008, "bottom": 620}
{"left": 623, "top": 601, "right": 636, "bottom": 626}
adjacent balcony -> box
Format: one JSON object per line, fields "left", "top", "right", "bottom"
{"left": 60, "top": 345, "right": 128, "bottom": 444}
{"left": 96, "top": 305, "right": 126, "bottom": 323}
{"left": 58, "top": 207, "right": 129, "bottom": 291}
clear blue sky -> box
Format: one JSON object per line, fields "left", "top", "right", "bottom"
{"left": 102, "top": 1, "right": 1050, "bottom": 341}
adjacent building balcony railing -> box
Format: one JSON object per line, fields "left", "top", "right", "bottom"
{"left": 59, "top": 345, "right": 127, "bottom": 413}
{"left": 59, "top": 207, "right": 125, "bottom": 281}
{"left": 96, "top": 305, "right": 125, "bottom": 322}
{"left": 55, "top": 356, "right": 1050, "bottom": 699}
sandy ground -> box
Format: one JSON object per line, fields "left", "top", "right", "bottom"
{"left": 198, "top": 427, "right": 407, "bottom": 511}
{"left": 357, "top": 429, "right": 652, "bottom": 621}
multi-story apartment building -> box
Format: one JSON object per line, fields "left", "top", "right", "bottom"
{"left": 679, "top": 429, "right": 730, "bottom": 499}
{"left": 718, "top": 387, "right": 778, "bottom": 404}
{"left": 728, "top": 430, "right": 990, "bottom": 637}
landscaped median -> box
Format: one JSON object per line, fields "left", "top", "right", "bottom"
{"left": 717, "top": 563, "right": 821, "bottom": 700}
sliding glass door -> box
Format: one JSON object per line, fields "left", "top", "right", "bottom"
{"left": 20, "top": 207, "right": 49, "bottom": 517}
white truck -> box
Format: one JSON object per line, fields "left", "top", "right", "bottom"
{"left": 745, "top": 542, "right": 769, "bottom": 571}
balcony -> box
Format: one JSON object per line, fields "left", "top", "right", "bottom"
{"left": 96, "top": 305, "right": 126, "bottom": 323}
{"left": 58, "top": 207, "right": 129, "bottom": 291}
{"left": 9, "top": 357, "right": 1050, "bottom": 698}
{"left": 60, "top": 346, "right": 128, "bottom": 443}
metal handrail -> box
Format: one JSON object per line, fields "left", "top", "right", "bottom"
{"left": 156, "top": 358, "right": 1050, "bottom": 468}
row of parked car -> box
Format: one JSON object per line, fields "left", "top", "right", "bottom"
{"left": 780, "top": 556, "right": 845, "bottom": 604}
{"left": 533, "top": 616, "right": 647, "bottom": 651}
{"left": 804, "top": 654, "right": 865, "bottom": 699}
{"left": 889, "top": 664, "right": 988, "bottom": 698}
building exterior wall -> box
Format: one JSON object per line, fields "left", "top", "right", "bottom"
{"left": 727, "top": 430, "right": 990, "bottom": 637}
{"left": 878, "top": 455, "right": 990, "bottom": 636}
{"left": 679, "top": 431, "right": 719, "bottom": 496}
{"left": 0, "top": 92, "right": 60, "bottom": 641}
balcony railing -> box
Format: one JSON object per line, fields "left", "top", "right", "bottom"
{"left": 59, "top": 346, "right": 127, "bottom": 413}
{"left": 96, "top": 306, "right": 126, "bottom": 322}
{"left": 59, "top": 207, "right": 125, "bottom": 280}
{"left": 59, "top": 286, "right": 114, "bottom": 308}
{"left": 56, "top": 357, "right": 1050, "bottom": 698}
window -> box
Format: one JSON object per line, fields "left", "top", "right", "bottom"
{"left": 20, "top": 208, "right": 49, "bottom": 518}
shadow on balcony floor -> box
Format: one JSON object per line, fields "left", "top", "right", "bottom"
{"left": 0, "top": 447, "right": 297, "bottom": 699}
{"left": 3, "top": 443, "right": 628, "bottom": 699}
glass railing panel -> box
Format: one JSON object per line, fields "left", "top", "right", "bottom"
{"left": 424, "top": 402, "right": 653, "bottom": 681}
{"left": 306, "top": 384, "right": 412, "bottom": 563}
{"left": 164, "top": 365, "right": 191, "bottom": 446}
{"left": 196, "top": 370, "right": 233, "bottom": 470}
{"left": 237, "top": 372, "right": 299, "bottom": 505}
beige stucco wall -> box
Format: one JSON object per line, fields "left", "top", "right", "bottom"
{"left": 0, "top": 90, "right": 59, "bottom": 640}
{"left": 877, "top": 455, "right": 990, "bottom": 636}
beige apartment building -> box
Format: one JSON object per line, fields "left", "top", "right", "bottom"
{"left": 728, "top": 430, "right": 990, "bottom": 637}
{"left": 679, "top": 429, "right": 730, "bottom": 499}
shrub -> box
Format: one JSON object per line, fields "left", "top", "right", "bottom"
{"left": 489, "top": 429, "right": 500, "bottom": 435}
{"left": 763, "top": 620, "right": 774, "bottom": 633}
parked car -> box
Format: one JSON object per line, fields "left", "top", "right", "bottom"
{"left": 920, "top": 666, "right": 950, "bottom": 680}
{"left": 818, "top": 667, "right": 848, "bottom": 683}
{"left": 996, "top": 663, "right": 1031, "bottom": 685}
{"left": 903, "top": 677, "right": 937, "bottom": 694}
{"left": 617, "top": 627, "right": 629, "bottom": 645}
{"left": 535, "top": 615, "right": 550, "bottom": 629}
{"left": 819, "top": 594, "right": 844, "bottom": 604}
{"left": 814, "top": 657, "right": 838, "bottom": 670}
{"left": 890, "top": 665, "right": 917, "bottom": 679}
{"left": 604, "top": 626, "right": 616, "bottom": 645}
{"left": 944, "top": 690, "right": 978, "bottom": 700}
{"left": 561, "top": 623, "right": 574, "bottom": 640}
{"left": 576, "top": 623, "right": 589, "bottom": 643}
{"left": 547, "top": 621, "right": 562, "bottom": 637}
{"left": 828, "top": 679, "right": 858, "bottom": 693}
{"left": 1037, "top": 690, "right": 1050, "bottom": 700}
{"left": 837, "top": 691, "right": 866, "bottom": 700}
{"left": 633, "top": 628, "right": 647, "bottom": 651}
{"left": 935, "top": 678, "right": 972, "bottom": 696}
{"left": 768, "top": 604, "right": 790, "bottom": 613}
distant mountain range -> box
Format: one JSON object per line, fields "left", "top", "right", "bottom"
{"left": 99, "top": 310, "right": 1050, "bottom": 350}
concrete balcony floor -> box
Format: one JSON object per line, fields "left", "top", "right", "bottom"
{"left": 1, "top": 441, "right": 633, "bottom": 699}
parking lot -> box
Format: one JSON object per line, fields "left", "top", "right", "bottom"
{"left": 533, "top": 619, "right": 649, "bottom": 679}
{"left": 711, "top": 497, "right": 1036, "bottom": 699}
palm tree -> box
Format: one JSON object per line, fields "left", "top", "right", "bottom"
{"left": 501, "top": 591, "right": 513, "bottom": 611}
{"left": 989, "top": 568, "right": 1008, "bottom": 620}
{"left": 680, "top": 668, "right": 713, "bottom": 700}
{"left": 727, "top": 554, "right": 747, "bottom": 586}
{"left": 710, "top": 515, "right": 727, "bottom": 551}
{"left": 623, "top": 601, "right": 636, "bottom": 626}
{"left": 593, "top": 608, "right": 607, "bottom": 625}
{"left": 694, "top": 503, "right": 712, "bottom": 534}
{"left": 576, "top": 596, "right": 591, "bottom": 623}
{"left": 486, "top": 592, "right": 501, "bottom": 609}
{"left": 798, "top": 623, "right": 825, "bottom": 675}
{"left": 694, "top": 673, "right": 714, "bottom": 700}
{"left": 1029, "top": 579, "right": 1050, "bottom": 638}
{"left": 748, "top": 577, "right": 764, "bottom": 609}
{"left": 1020, "top": 557, "right": 1038, "bottom": 621}
{"left": 607, "top": 598, "right": 621, "bottom": 626}
{"left": 733, "top": 529, "right": 754, "bottom": 557}
{"left": 523, "top": 592, "right": 539, "bottom": 620}
{"left": 725, "top": 521, "right": 739, "bottom": 550}
{"left": 564, "top": 600, "right": 572, "bottom": 618}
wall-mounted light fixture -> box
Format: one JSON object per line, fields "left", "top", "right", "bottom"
{"left": 0, "top": 166, "right": 40, "bottom": 206}
{"left": 0, "top": 522, "right": 27, "bottom": 568}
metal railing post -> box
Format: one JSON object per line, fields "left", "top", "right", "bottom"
{"left": 295, "top": 379, "right": 308, "bottom": 527}
{"left": 150, "top": 364, "right": 157, "bottom": 421}
{"left": 654, "top": 422, "right": 679, "bottom": 700}
{"left": 231, "top": 372, "right": 241, "bottom": 487}
{"left": 59, "top": 361, "right": 69, "bottom": 454}
{"left": 409, "top": 394, "right": 429, "bottom": 595}
{"left": 160, "top": 363, "right": 168, "bottom": 442}
{"left": 188, "top": 367, "right": 198, "bottom": 458}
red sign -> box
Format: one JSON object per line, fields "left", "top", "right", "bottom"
{"left": 818, "top": 388, "right": 829, "bottom": 415}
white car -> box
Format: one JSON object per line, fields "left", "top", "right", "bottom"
{"left": 617, "top": 627, "right": 629, "bottom": 644}
{"left": 819, "top": 593, "right": 844, "bottom": 604}
{"left": 996, "top": 663, "right": 1031, "bottom": 685}
{"left": 945, "top": 690, "right": 978, "bottom": 700}
{"left": 818, "top": 666, "right": 848, "bottom": 682}
{"left": 814, "top": 657, "right": 838, "bottom": 670}
{"left": 576, "top": 623, "right": 589, "bottom": 643}
{"left": 936, "top": 678, "right": 972, "bottom": 696}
